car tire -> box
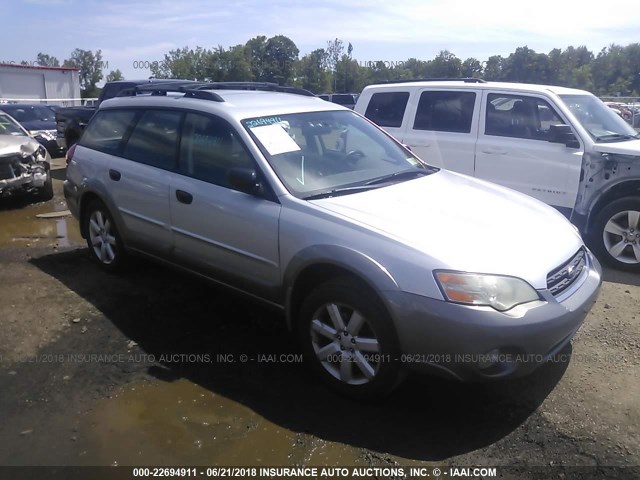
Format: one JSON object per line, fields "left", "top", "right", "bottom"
{"left": 590, "top": 196, "right": 640, "bottom": 272}
{"left": 83, "top": 199, "right": 126, "bottom": 272}
{"left": 298, "top": 277, "right": 402, "bottom": 398}
{"left": 36, "top": 169, "right": 54, "bottom": 201}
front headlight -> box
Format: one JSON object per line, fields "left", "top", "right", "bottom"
{"left": 434, "top": 271, "right": 539, "bottom": 311}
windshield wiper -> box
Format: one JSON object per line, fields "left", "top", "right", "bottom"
{"left": 595, "top": 133, "right": 640, "bottom": 141}
{"left": 364, "top": 168, "right": 432, "bottom": 186}
{"left": 303, "top": 184, "right": 387, "bottom": 200}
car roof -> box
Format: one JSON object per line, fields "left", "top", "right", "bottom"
{"left": 100, "top": 89, "right": 348, "bottom": 122}
{"left": 362, "top": 80, "right": 590, "bottom": 96}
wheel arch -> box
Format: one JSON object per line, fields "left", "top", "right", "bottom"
{"left": 585, "top": 180, "right": 640, "bottom": 234}
{"left": 77, "top": 182, "right": 127, "bottom": 242}
{"left": 283, "top": 245, "right": 400, "bottom": 332}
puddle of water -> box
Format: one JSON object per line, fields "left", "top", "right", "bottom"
{"left": 81, "top": 379, "right": 364, "bottom": 466}
{"left": 0, "top": 201, "right": 82, "bottom": 247}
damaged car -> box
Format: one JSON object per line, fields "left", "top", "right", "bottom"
{"left": 0, "top": 112, "right": 53, "bottom": 201}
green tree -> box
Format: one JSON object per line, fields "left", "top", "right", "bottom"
{"left": 245, "top": 36, "right": 268, "bottom": 81}
{"left": 106, "top": 69, "right": 124, "bottom": 82}
{"left": 425, "top": 50, "right": 462, "bottom": 78}
{"left": 63, "top": 49, "right": 104, "bottom": 97}
{"left": 461, "top": 58, "right": 483, "bottom": 78}
{"left": 297, "top": 49, "right": 330, "bottom": 93}
{"left": 263, "top": 35, "right": 299, "bottom": 84}
{"left": 36, "top": 53, "right": 60, "bottom": 67}
{"left": 326, "top": 38, "right": 344, "bottom": 91}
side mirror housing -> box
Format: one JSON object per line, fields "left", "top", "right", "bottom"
{"left": 549, "top": 124, "right": 580, "bottom": 149}
{"left": 227, "top": 168, "right": 262, "bottom": 195}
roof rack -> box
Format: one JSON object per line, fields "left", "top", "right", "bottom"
{"left": 116, "top": 81, "right": 315, "bottom": 102}
{"left": 374, "top": 77, "right": 487, "bottom": 85}
{"left": 192, "top": 82, "right": 316, "bottom": 97}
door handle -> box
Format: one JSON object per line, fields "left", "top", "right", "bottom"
{"left": 108, "top": 169, "right": 121, "bottom": 181}
{"left": 175, "top": 189, "right": 193, "bottom": 205}
{"left": 481, "top": 148, "right": 508, "bottom": 155}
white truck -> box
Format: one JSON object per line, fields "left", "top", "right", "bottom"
{"left": 354, "top": 79, "right": 640, "bottom": 271}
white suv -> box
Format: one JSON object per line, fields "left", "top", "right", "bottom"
{"left": 355, "top": 79, "right": 640, "bottom": 271}
{"left": 64, "top": 82, "right": 601, "bottom": 397}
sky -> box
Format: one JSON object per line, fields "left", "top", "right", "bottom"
{"left": 1, "top": 0, "right": 639, "bottom": 83}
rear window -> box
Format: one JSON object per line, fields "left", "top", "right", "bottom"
{"left": 413, "top": 91, "right": 476, "bottom": 133}
{"left": 80, "top": 109, "right": 137, "bottom": 154}
{"left": 364, "top": 92, "right": 410, "bottom": 128}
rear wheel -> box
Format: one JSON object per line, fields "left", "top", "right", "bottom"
{"left": 591, "top": 197, "right": 640, "bottom": 272}
{"left": 298, "top": 277, "right": 401, "bottom": 398}
{"left": 83, "top": 199, "right": 126, "bottom": 272}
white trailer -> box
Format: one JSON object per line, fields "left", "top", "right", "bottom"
{"left": 0, "top": 63, "right": 81, "bottom": 106}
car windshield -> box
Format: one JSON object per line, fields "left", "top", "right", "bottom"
{"left": 559, "top": 94, "right": 639, "bottom": 142}
{"left": 243, "top": 110, "right": 435, "bottom": 199}
{"left": 1, "top": 105, "right": 56, "bottom": 122}
{"left": 0, "top": 114, "right": 27, "bottom": 136}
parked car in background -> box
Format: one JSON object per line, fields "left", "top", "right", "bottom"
{"left": 0, "top": 111, "right": 53, "bottom": 201}
{"left": 54, "top": 78, "right": 194, "bottom": 150}
{"left": 64, "top": 81, "right": 601, "bottom": 398}
{"left": 318, "top": 93, "right": 359, "bottom": 109}
{"left": 0, "top": 103, "right": 62, "bottom": 156}
{"left": 355, "top": 79, "right": 640, "bottom": 271}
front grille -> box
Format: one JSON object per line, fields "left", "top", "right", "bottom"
{"left": 547, "top": 248, "right": 587, "bottom": 297}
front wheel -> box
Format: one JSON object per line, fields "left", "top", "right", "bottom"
{"left": 35, "top": 169, "right": 54, "bottom": 201}
{"left": 298, "top": 278, "right": 401, "bottom": 398}
{"left": 83, "top": 199, "right": 126, "bottom": 272}
{"left": 591, "top": 197, "right": 640, "bottom": 272}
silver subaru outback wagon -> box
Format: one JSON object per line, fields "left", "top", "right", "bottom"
{"left": 64, "top": 82, "right": 602, "bottom": 398}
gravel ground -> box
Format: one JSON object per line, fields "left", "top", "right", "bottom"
{"left": 0, "top": 159, "right": 638, "bottom": 480}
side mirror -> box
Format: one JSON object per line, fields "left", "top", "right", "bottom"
{"left": 549, "top": 124, "right": 580, "bottom": 149}
{"left": 228, "top": 168, "right": 262, "bottom": 195}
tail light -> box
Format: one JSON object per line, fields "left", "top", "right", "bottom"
{"left": 66, "top": 144, "right": 77, "bottom": 166}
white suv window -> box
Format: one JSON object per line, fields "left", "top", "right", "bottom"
{"left": 485, "top": 93, "right": 565, "bottom": 141}
{"left": 413, "top": 91, "right": 476, "bottom": 133}
{"left": 364, "top": 92, "right": 410, "bottom": 128}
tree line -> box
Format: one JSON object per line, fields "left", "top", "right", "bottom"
{"left": 34, "top": 38, "right": 640, "bottom": 97}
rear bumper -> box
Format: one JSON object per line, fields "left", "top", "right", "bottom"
{"left": 63, "top": 179, "right": 80, "bottom": 220}
{"left": 385, "top": 250, "right": 602, "bottom": 381}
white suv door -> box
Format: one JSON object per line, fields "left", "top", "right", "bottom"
{"left": 474, "top": 91, "right": 584, "bottom": 213}
{"left": 400, "top": 88, "right": 481, "bottom": 175}
{"left": 169, "top": 112, "right": 281, "bottom": 299}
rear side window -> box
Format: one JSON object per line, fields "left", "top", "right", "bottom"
{"left": 413, "top": 91, "right": 476, "bottom": 133}
{"left": 364, "top": 92, "right": 409, "bottom": 128}
{"left": 122, "top": 110, "right": 182, "bottom": 170}
{"left": 80, "top": 110, "right": 137, "bottom": 154}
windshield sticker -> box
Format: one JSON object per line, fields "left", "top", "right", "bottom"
{"left": 245, "top": 117, "right": 284, "bottom": 128}
{"left": 251, "top": 124, "right": 301, "bottom": 156}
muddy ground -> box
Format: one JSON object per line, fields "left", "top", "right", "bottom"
{"left": 0, "top": 158, "right": 639, "bottom": 479}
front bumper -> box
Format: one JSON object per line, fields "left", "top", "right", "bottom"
{"left": 385, "top": 250, "right": 602, "bottom": 381}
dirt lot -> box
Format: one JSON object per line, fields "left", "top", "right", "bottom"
{"left": 0, "top": 158, "right": 639, "bottom": 479}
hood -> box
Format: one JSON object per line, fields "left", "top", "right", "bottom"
{"left": 593, "top": 139, "right": 640, "bottom": 156}
{"left": 18, "top": 119, "right": 56, "bottom": 132}
{"left": 311, "top": 170, "right": 583, "bottom": 289}
{"left": 0, "top": 135, "right": 41, "bottom": 158}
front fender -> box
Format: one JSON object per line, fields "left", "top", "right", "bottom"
{"left": 282, "top": 244, "right": 400, "bottom": 329}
